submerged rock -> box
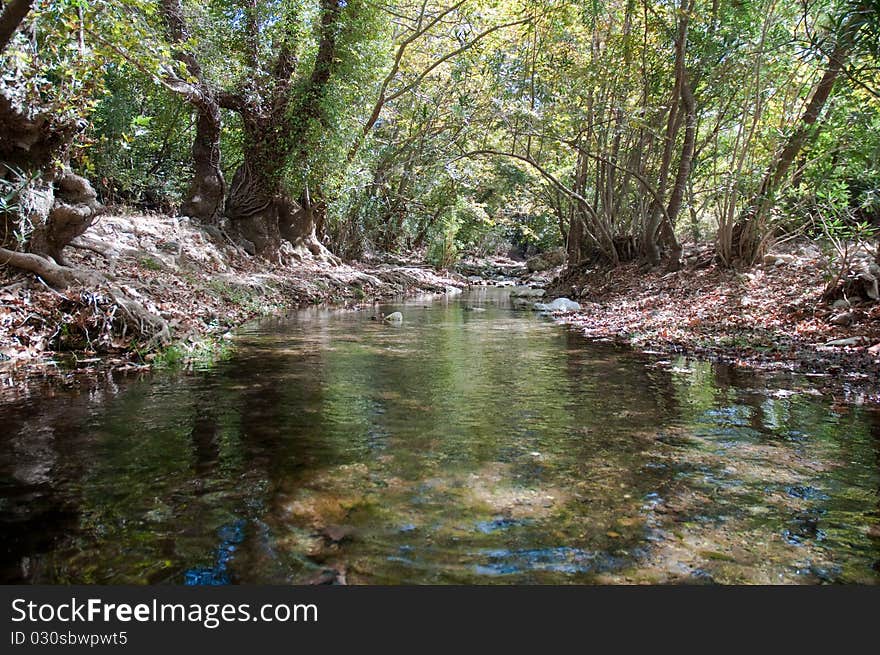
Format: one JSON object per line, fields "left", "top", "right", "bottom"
{"left": 534, "top": 298, "right": 581, "bottom": 312}
{"left": 383, "top": 311, "right": 404, "bottom": 323}
{"left": 304, "top": 567, "right": 347, "bottom": 585}
{"left": 320, "top": 524, "right": 356, "bottom": 544}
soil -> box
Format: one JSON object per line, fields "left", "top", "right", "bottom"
{"left": 0, "top": 210, "right": 465, "bottom": 384}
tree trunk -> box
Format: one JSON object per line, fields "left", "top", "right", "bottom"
{"left": 661, "top": 4, "right": 695, "bottom": 271}
{"left": 225, "top": 125, "right": 340, "bottom": 263}
{"left": 0, "top": 0, "right": 32, "bottom": 55}
{"left": 644, "top": 102, "right": 681, "bottom": 267}
{"left": 26, "top": 169, "right": 103, "bottom": 264}
{"left": 180, "top": 106, "right": 224, "bottom": 223}
{"left": 567, "top": 211, "right": 584, "bottom": 267}
{"left": 566, "top": 149, "right": 589, "bottom": 269}
{"left": 278, "top": 186, "right": 340, "bottom": 264}
{"left": 733, "top": 4, "right": 866, "bottom": 264}
{"left": 158, "top": 0, "right": 225, "bottom": 224}
{"left": 1, "top": 87, "right": 101, "bottom": 263}
{"left": 225, "top": 148, "right": 282, "bottom": 256}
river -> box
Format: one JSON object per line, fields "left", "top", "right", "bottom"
{"left": 1, "top": 287, "right": 878, "bottom": 583}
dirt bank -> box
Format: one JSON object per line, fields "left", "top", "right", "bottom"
{"left": 541, "top": 242, "right": 880, "bottom": 400}
{"left": 1, "top": 210, "right": 465, "bottom": 382}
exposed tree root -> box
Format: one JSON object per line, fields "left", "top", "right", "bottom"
{"left": 0, "top": 246, "right": 171, "bottom": 348}
{"left": 287, "top": 233, "right": 343, "bottom": 266}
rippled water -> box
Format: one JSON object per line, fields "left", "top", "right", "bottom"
{"left": 1, "top": 288, "right": 878, "bottom": 584}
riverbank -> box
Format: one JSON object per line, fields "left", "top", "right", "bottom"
{"left": 0, "top": 210, "right": 465, "bottom": 383}
{"left": 5, "top": 218, "right": 880, "bottom": 401}
{"left": 542, "top": 242, "right": 880, "bottom": 401}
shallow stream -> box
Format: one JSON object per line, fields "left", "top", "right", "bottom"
{"left": 1, "top": 288, "right": 878, "bottom": 583}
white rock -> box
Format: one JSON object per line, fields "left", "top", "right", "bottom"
{"left": 764, "top": 252, "right": 796, "bottom": 266}
{"left": 824, "top": 336, "right": 868, "bottom": 347}
{"left": 383, "top": 312, "right": 403, "bottom": 323}
{"left": 830, "top": 312, "right": 854, "bottom": 326}
{"left": 533, "top": 298, "right": 581, "bottom": 312}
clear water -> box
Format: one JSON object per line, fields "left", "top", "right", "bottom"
{"left": 1, "top": 288, "right": 878, "bottom": 584}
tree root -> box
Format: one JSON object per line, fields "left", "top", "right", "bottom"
{"left": 0, "top": 246, "right": 171, "bottom": 348}
{"left": 288, "top": 233, "right": 343, "bottom": 266}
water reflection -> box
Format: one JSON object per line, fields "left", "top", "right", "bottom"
{"left": 0, "top": 288, "right": 878, "bottom": 584}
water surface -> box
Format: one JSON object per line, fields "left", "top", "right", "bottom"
{"left": 1, "top": 288, "right": 878, "bottom": 584}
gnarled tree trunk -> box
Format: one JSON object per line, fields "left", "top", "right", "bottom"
{"left": 159, "top": 0, "right": 225, "bottom": 224}
{"left": 26, "top": 169, "right": 103, "bottom": 264}
{"left": 1, "top": 88, "right": 101, "bottom": 263}
{"left": 220, "top": 0, "right": 344, "bottom": 263}
{"left": 225, "top": 139, "right": 283, "bottom": 255}
{"left": 179, "top": 95, "right": 224, "bottom": 223}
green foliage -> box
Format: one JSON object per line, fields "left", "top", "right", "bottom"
{"left": 426, "top": 208, "right": 462, "bottom": 269}
{"left": 151, "top": 336, "right": 234, "bottom": 370}
{"left": 80, "top": 66, "right": 192, "bottom": 208}
{"left": 205, "top": 279, "right": 274, "bottom": 316}
{"left": 4, "top": 0, "right": 879, "bottom": 266}
{"left": 2, "top": 1, "right": 165, "bottom": 136}
{"left": 138, "top": 255, "right": 164, "bottom": 271}
{"left": 0, "top": 167, "right": 32, "bottom": 246}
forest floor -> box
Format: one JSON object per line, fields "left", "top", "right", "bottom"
{"left": 545, "top": 241, "right": 880, "bottom": 402}
{"left": 0, "top": 210, "right": 465, "bottom": 383}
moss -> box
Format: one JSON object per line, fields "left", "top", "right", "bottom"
{"left": 151, "top": 336, "right": 235, "bottom": 371}
{"left": 205, "top": 279, "right": 273, "bottom": 315}
{"left": 139, "top": 256, "right": 164, "bottom": 271}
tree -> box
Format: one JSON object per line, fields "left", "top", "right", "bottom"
{"left": 158, "top": 0, "right": 225, "bottom": 224}
{"left": 0, "top": 1, "right": 170, "bottom": 343}
{"left": 732, "top": 0, "right": 874, "bottom": 264}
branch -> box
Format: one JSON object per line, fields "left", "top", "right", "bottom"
{"left": 217, "top": 90, "right": 248, "bottom": 114}
{"left": 458, "top": 149, "right": 598, "bottom": 221}
{"left": 84, "top": 26, "right": 214, "bottom": 110}
{"left": 347, "top": 1, "right": 467, "bottom": 163}
{"left": 383, "top": 17, "right": 532, "bottom": 105}
{"left": 347, "top": 11, "right": 530, "bottom": 163}
{"left": 0, "top": 0, "right": 33, "bottom": 55}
